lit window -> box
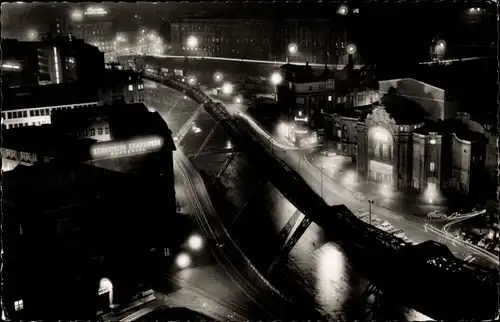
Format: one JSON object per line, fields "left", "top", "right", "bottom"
{"left": 430, "top": 162, "right": 435, "bottom": 172}
{"left": 428, "top": 182, "right": 436, "bottom": 191}
{"left": 98, "top": 127, "right": 103, "bottom": 135}
{"left": 128, "top": 84, "right": 133, "bottom": 91}
{"left": 328, "top": 95, "right": 332, "bottom": 102}
{"left": 14, "top": 300, "right": 24, "bottom": 311}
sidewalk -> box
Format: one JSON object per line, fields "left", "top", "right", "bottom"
{"left": 306, "top": 152, "right": 449, "bottom": 218}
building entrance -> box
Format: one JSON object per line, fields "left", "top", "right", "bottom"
{"left": 368, "top": 160, "right": 393, "bottom": 184}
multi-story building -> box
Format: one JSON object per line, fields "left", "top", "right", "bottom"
{"left": 1, "top": 39, "right": 40, "bottom": 87}
{"left": 2, "top": 103, "right": 177, "bottom": 320}
{"left": 1, "top": 70, "right": 144, "bottom": 130}
{"left": 37, "top": 34, "right": 105, "bottom": 85}
{"left": 1, "top": 35, "right": 105, "bottom": 87}
{"left": 68, "top": 6, "right": 115, "bottom": 53}
{"left": 274, "top": 19, "right": 351, "bottom": 65}
{"left": 169, "top": 18, "right": 273, "bottom": 60}
{"left": 97, "top": 69, "right": 145, "bottom": 105}
{"left": 324, "top": 82, "right": 488, "bottom": 196}
{"left": 277, "top": 58, "right": 378, "bottom": 131}
{"left": 168, "top": 18, "right": 351, "bottom": 64}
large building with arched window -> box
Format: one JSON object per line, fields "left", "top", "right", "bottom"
{"left": 325, "top": 78, "right": 489, "bottom": 197}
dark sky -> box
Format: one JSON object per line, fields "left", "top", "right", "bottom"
{"left": 2, "top": 1, "right": 495, "bottom": 64}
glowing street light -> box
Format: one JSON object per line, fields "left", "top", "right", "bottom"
{"left": 187, "top": 76, "right": 197, "bottom": 85}
{"left": 270, "top": 72, "right": 283, "bottom": 85}
{"left": 226, "top": 140, "right": 233, "bottom": 149}
{"left": 213, "top": 72, "right": 223, "bottom": 83}
{"left": 338, "top": 4, "right": 349, "bottom": 15}
{"left": 288, "top": 43, "right": 298, "bottom": 55}
{"left": 342, "top": 171, "right": 357, "bottom": 187}
{"left": 186, "top": 36, "right": 199, "bottom": 49}
{"left": 234, "top": 96, "right": 242, "bottom": 104}
{"left": 70, "top": 9, "right": 83, "bottom": 21}
{"left": 380, "top": 184, "right": 393, "bottom": 198}
{"left": 187, "top": 234, "right": 204, "bottom": 252}
{"left": 175, "top": 252, "right": 192, "bottom": 269}
{"left": 26, "top": 29, "right": 38, "bottom": 41}
{"left": 346, "top": 43, "right": 357, "bottom": 55}
{"left": 222, "top": 82, "right": 233, "bottom": 95}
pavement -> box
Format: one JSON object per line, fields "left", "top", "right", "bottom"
{"left": 305, "top": 153, "right": 449, "bottom": 218}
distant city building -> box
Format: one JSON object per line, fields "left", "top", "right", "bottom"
{"left": 97, "top": 69, "right": 145, "bottom": 105}
{"left": 168, "top": 18, "right": 350, "bottom": 64}
{"left": 0, "top": 35, "right": 105, "bottom": 87}
{"left": 68, "top": 6, "right": 115, "bottom": 53}
{"left": 1, "top": 70, "right": 144, "bottom": 130}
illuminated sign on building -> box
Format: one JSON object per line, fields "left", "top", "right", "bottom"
{"left": 91, "top": 137, "right": 164, "bottom": 159}
{"left": 84, "top": 7, "right": 108, "bottom": 16}
{"left": 1, "top": 63, "right": 21, "bottom": 70}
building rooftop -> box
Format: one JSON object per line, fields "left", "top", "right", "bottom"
{"left": 414, "top": 118, "right": 486, "bottom": 142}
{"left": 2, "top": 82, "right": 99, "bottom": 111}
{"left": 51, "top": 103, "right": 175, "bottom": 145}
{"left": 2, "top": 125, "right": 96, "bottom": 160}
{"left": 381, "top": 95, "right": 430, "bottom": 125}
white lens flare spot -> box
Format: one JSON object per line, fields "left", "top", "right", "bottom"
{"left": 187, "top": 234, "right": 204, "bottom": 251}
{"left": 176, "top": 252, "right": 191, "bottom": 269}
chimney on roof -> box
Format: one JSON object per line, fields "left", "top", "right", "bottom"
{"left": 306, "top": 61, "right": 309, "bottom": 67}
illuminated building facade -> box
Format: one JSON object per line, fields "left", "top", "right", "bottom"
{"left": 69, "top": 6, "right": 114, "bottom": 53}
{"left": 1, "top": 73, "right": 144, "bottom": 130}
{"left": 1, "top": 39, "right": 41, "bottom": 87}
{"left": 2, "top": 102, "right": 176, "bottom": 177}
{"left": 1, "top": 35, "right": 105, "bottom": 87}
{"left": 36, "top": 35, "right": 105, "bottom": 85}
{"left": 325, "top": 80, "right": 488, "bottom": 196}
{"left": 277, "top": 63, "right": 335, "bottom": 130}
{"left": 277, "top": 59, "right": 378, "bottom": 131}
{"left": 169, "top": 19, "right": 273, "bottom": 60}
{"left": 168, "top": 18, "right": 350, "bottom": 64}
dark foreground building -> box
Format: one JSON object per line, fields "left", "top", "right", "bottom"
{"left": 2, "top": 103, "right": 178, "bottom": 320}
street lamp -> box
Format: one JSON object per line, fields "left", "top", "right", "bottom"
{"left": 186, "top": 35, "right": 199, "bottom": 49}
{"left": 368, "top": 199, "right": 374, "bottom": 226}
{"left": 187, "top": 234, "right": 204, "bottom": 252}
{"left": 221, "top": 82, "right": 233, "bottom": 95}
{"left": 175, "top": 252, "right": 192, "bottom": 269}
{"left": 26, "top": 29, "right": 38, "bottom": 41}
{"left": 187, "top": 76, "right": 197, "bottom": 86}
{"left": 337, "top": 4, "right": 349, "bottom": 15}
{"left": 270, "top": 72, "right": 283, "bottom": 101}
{"left": 70, "top": 9, "right": 83, "bottom": 22}
{"left": 346, "top": 43, "right": 357, "bottom": 55}
{"left": 213, "top": 72, "right": 223, "bottom": 83}
{"left": 287, "top": 43, "right": 298, "bottom": 62}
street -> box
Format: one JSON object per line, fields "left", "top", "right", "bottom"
{"left": 234, "top": 109, "right": 498, "bottom": 270}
